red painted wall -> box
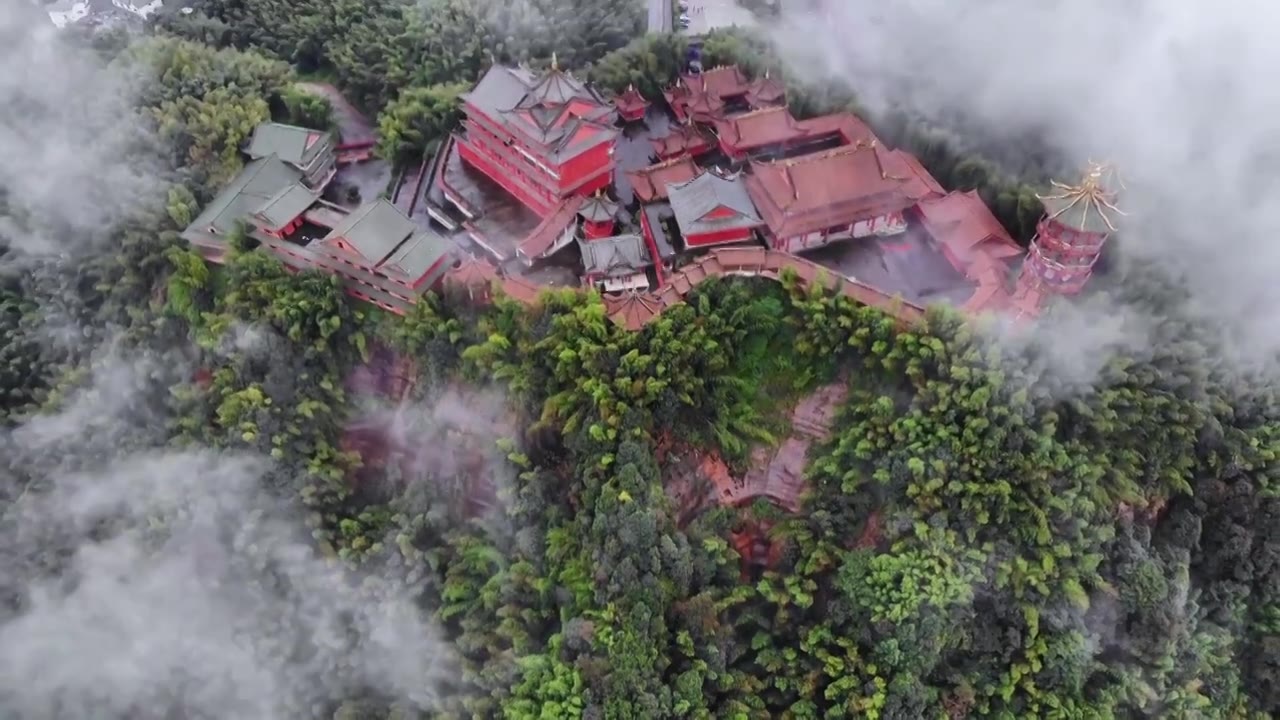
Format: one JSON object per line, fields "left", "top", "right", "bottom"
{"left": 458, "top": 141, "right": 558, "bottom": 216}
{"left": 558, "top": 142, "right": 615, "bottom": 192}
{"left": 684, "top": 226, "right": 754, "bottom": 248}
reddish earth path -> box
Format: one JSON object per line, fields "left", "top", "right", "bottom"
{"left": 296, "top": 81, "right": 377, "bottom": 147}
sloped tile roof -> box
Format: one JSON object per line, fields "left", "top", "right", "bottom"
{"left": 383, "top": 229, "right": 451, "bottom": 282}
{"left": 916, "top": 190, "right": 1022, "bottom": 269}
{"left": 626, "top": 156, "right": 701, "bottom": 204}
{"left": 252, "top": 183, "right": 319, "bottom": 229}
{"left": 579, "top": 234, "right": 652, "bottom": 277}
{"left": 321, "top": 200, "right": 417, "bottom": 264}
{"left": 462, "top": 64, "right": 617, "bottom": 163}
{"left": 667, "top": 172, "right": 762, "bottom": 236}
{"left": 246, "top": 122, "right": 330, "bottom": 166}
{"left": 745, "top": 144, "right": 942, "bottom": 238}
{"left": 183, "top": 156, "right": 302, "bottom": 239}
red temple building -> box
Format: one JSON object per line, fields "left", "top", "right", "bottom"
{"left": 710, "top": 107, "right": 877, "bottom": 162}
{"left": 651, "top": 125, "right": 715, "bottom": 160}
{"left": 626, "top": 156, "right": 701, "bottom": 204}
{"left": 744, "top": 143, "right": 942, "bottom": 254}
{"left": 456, "top": 56, "right": 619, "bottom": 217}
{"left": 666, "top": 171, "right": 763, "bottom": 248}
{"left": 578, "top": 192, "right": 620, "bottom": 239}
{"left": 613, "top": 85, "right": 649, "bottom": 123}
{"left": 1013, "top": 164, "right": 1123, "bottom": 316}
{"left": 664, "top": 65, "right": 755, "bottom": 124}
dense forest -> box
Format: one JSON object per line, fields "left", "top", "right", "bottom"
{"left": 1, "top": 1, "right": 1279, "bottom": 718}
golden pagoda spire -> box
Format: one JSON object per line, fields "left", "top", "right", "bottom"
{"left": 551, "top": 52, "right": 559, "bottom": 71}
{"left": 1038, "top": 160, "right": 1127, "bottom": 233}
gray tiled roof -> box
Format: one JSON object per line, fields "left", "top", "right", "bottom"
{"left": 183, "top": 156, "right": 303, "bottom": 239}
{"left": 383, "top": 229, "right": 452, "bottom": 282}
{"left": 245, "top": 123, "right": 331, "bottom": 166}
{"left": 321, "top": 200, "right": 417, "bottom": 265}
{"left": 252, "top": 183, "right": 319, "bottom": 229}
{"left": 462, "top": 65, "right": 617, "bottom": 162}
{"left": 578, "top": 194, "right": 619, "bottom": 223}
{"left": 578, "top": 234, "right": 652, "bottom": 277}
{"left": 667, "top": 172, "right": 762, "bottom": 236}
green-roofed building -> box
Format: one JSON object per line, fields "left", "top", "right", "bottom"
{"left": 180, "top": 156, "right": 312, "bottom": 259}
{"left": 245, "top": 122, "right": 337, "bottom": 188}
{"left": 311, "top": 199, "right": 454, "bottom": 298}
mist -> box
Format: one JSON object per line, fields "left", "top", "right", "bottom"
{"left": 774, "top": 0, "right": 1280, "bottom": 372}
{"left": 0, "top": 344, "right": 459, "bottom": 719}
{"left": 0, "top": 4, "right": 162, "bottom": 255}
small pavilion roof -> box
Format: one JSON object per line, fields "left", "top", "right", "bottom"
{"left": 578, "top": 193, "right": 619, "bottom": 223}
{"left": 626, "top": 156, "right": 700, "bottom": 204}
{"left": 746, "top": 71, "right": 787, "bottom": 107}
{"left": 613, "top": 85, "right": 649, "bottom": 112}
{"left": 603, "top": 291, "right": 666, "bottom": 330}
{"left": 579, "top": 234, "right": 652, "bottom": 277}
{"left": 667, "top": 172, "right": 762, "bottom": 237}
{"left": 444, "top": 255, "right": 500, "bottom": 290}
{"left": 1039, "top": 163, "right": 1125, "bottom": 234}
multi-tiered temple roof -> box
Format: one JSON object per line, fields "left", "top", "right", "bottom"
{"left": 1038, "top": 162, "right": 1125, "bottom": 234}
{"left": 461, "top": 57, "right": 618, "bottom": 164}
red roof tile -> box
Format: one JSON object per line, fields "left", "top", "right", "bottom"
{"left": 625, "top": 156, "right": 700, "bottom": 204}
{"left": 712, "top": 106, "right": 809, "bottom": 150}
{"left": 916, "top": 190, "right": 1022, "bottom": 272}
{"left": 516, "top": 197, "right": 584, "bottom": 260}
{"left": 745, "top": 144, "right": 941, "bottom": 239}
{"left": 651, "top": 126, "right": 714, "bottom": 159}
{"left": 682, "top": 66, "right": 751, "bottom": 100}
{"left": 794, "top": 112, "right": 880, "bottom": 146}
{"left": 747, "top": 73, "right": 787, "bottom": 107}
{"left": 613, "top": 85, "right": 649, "bottom": 114}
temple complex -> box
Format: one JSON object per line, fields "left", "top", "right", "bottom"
{"left": 456, "top": 56, "right": 619, "bottom": 217}
{"left": 184, "top": 62, "right": 1123, "bottom": 339}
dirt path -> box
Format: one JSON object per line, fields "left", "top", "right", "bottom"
{"left": 296, "top": 82, "right": 377, "bottom": 147}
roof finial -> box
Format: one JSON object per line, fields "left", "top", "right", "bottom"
{"left": 551, "top": 52, "right": 559, "bottom": 71}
